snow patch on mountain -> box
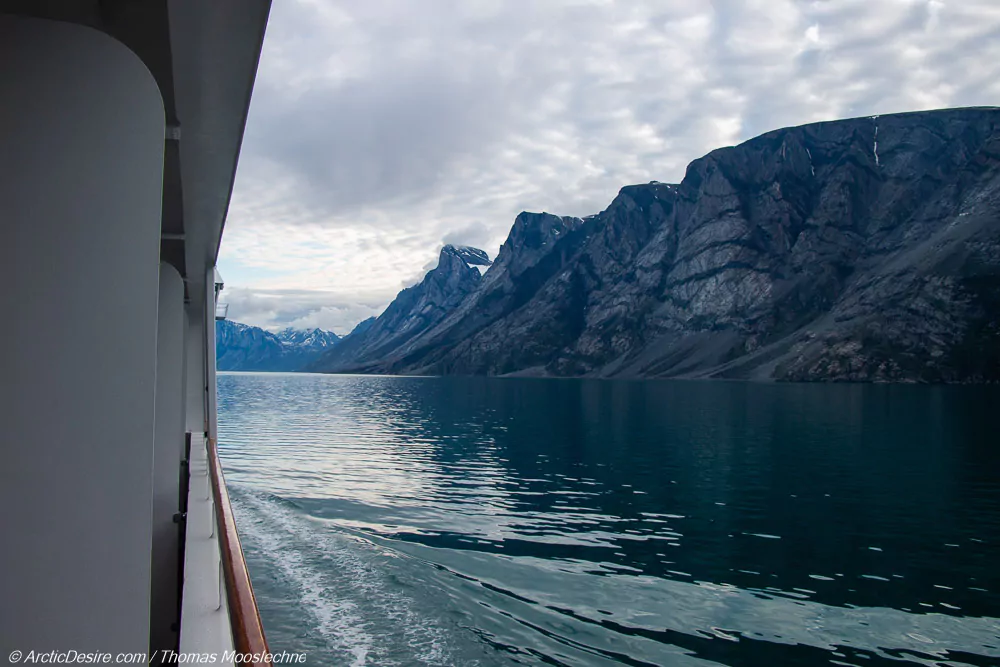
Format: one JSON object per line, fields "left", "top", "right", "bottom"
{"left": 217, "top": 321, "right": 341, "bottom": 371}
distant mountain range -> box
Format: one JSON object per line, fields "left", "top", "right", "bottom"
{"left": 216, "top": 320, "right": 340, "bottom": 371}
{"left": 311, "top": 107, "right": 1000, "bottom": 382}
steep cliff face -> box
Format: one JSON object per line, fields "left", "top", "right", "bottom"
{"left": 347, "top": 107, "right": 1000, "bottom": 382}
{"left": 309, "top": 245, "right": 492, "bottom": 372}
{"left": 368, "top": 212, "right": 587, "bottom": 374}
{"left": 216, "top": 321, "right": 341, "bottom": 371}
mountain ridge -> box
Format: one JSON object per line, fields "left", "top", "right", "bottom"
{"left": 216, "top": 320, "right": 340, "bottom": 372}
{"left": 307, "top": 244, "right": 493, "bottom": 372}
{"left": 318, "top": 107, "right": 1000, "bottom": 382}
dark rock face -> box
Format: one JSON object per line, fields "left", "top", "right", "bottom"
{"left": 450, "top": 245, "right": 492, "bottom": 268}
{"left": 308, "top": 245, "right": 493, "bottom": 372}
{"left": 330, "top": 107, "right": 1000, "bottom": 382}
{"left": 216, "top": 321, "right": 340, "bottom": 371}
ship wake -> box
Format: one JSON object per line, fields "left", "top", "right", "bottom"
{"left": 229, "top": 488, "right": 458, "bottom": 667}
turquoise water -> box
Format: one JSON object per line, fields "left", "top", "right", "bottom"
{"left": 218, "top": 373, "right": 1000, "bottom": 666}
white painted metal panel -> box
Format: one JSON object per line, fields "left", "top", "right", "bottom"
{"left": 0, "top": 15, "right": 164, "bottom": 653}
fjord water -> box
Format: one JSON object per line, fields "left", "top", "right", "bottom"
{"left": 218, "top": 373, "right": 1000, "bottom": 666}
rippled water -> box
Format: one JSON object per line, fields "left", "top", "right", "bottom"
{"left": 217, "top": 372, "right": 1000, "bottom": 666}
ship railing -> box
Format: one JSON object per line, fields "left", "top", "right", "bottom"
{"left": 205, "top": 436, "right": 271, "bottom": 665}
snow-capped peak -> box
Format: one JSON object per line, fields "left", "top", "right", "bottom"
{"left": 275, "top": 327, "right": 341, "bottom": 348}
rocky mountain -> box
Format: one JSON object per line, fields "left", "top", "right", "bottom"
{"left": 323, "top": 107, "right": 1000, "bottom": 382}
{"left": 275, "top": 327, "right": 342, "bottom": 350}
{"left": 346, "top": 316, "right": 377, "bottom": 338}
{"left": 308, "top": 245, "right": 492, "bottom": 372}
{"left": 216, "top": 320, "right": 340, "bottom": 371}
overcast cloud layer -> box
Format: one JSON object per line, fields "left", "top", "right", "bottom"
{"left": 218, "top": 0, "right": 1000, "bottom": 333}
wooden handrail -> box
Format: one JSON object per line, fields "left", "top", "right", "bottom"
{"left": 206, "top": 437, "right": 271, "bottom": 665}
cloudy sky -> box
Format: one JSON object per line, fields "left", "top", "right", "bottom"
{"left": 218, "top": 0, "right": 1000, "bottom": 334}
